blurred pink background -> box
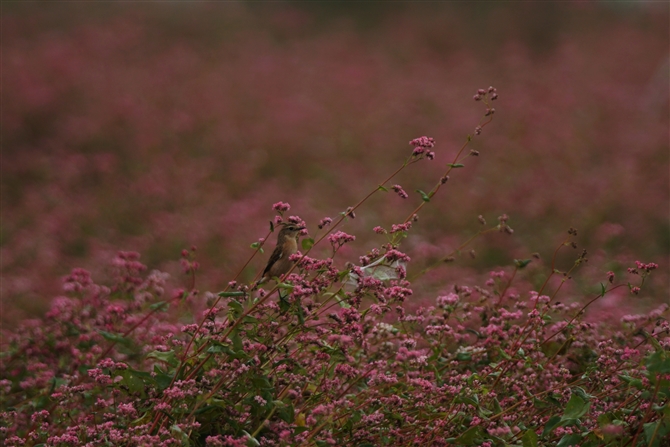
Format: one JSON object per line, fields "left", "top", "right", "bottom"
{"left": 2, "top": 3, "right": 668, "bottom": 325}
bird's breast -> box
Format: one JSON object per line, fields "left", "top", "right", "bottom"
{"left": 282, "top": 238, "right": 298, "bottom": 254}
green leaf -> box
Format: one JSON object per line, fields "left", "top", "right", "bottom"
{"left": 562, "top": 393, "right": 590, "bottom": 420}
{"left": 454, "top": 426, "right": 482, "bottom": 445}
{"left": 572, "top": 387, "right": 594, "bottom": 400}
{"left": 152, "top": 367, "right": 173, "bottom": 390}
{"left": 97, "top": 330, "right": 132, "bottom": 346}
{"left": 245, "top": 431, "right": 260, "bottom": 447}
{"left": 378, "top": 185, "right": 388, "bottom": 192}
{"left": 336, "top": 290, "right": 351, "bottom": 309}
{"left": 206, "top": 342, "right": 234, "bottom": 355}
{"left": 547, "top": 393, "right": 562, "bottom": 407}
{"left": 456, "top": 352, "right": 472, "bottom": 361}
{"left": 618, "top": 374, "right": 644, "bottom": 389}
{"left": 415, "top": 189, "right": 431, "bottom": 202}
{"left": 596, "top": 412, "right": 613, "bottom": 426}
{"left": 218, "top": 291, "right": 246, "bottom": 298}
{"left": 514, "top": 259, "right": 532, "bottom": 269}
{"left": 231, "top": 331, "right": 244, "bottom": 353}
{"left": 448, "top": 163, "right": 465, "bottom": 168}
{"left": 455, "top": 395, "right": 479, "bottom": 408}
{"left": 277, "top": 402, "right": 295, "bottom": 423}
{"left": 147, "top": 350, "right": 179, "bottom": 367}
{"left": 302, "top": 238, "right": 315, "bottom": 251}
{"left": 522, "top": 429, "right": 538, "bottom": 447}
{"left": 600, "top": 283, "right": 606, "bottom": 297}
{"left": 251, "top": 243, "right": 264, "bottom": 253}
{"left": 646, "top": 351, "right": 670, "bottom": 373}
{"left": 542, "top": 415, "right": 562, "bottom": 437}
{"left": 269, "top": 221, "right": 274, "bottom": 232}
{"left": 296, "top": 303, "right": 305, "bottom": 325}
{"left": 278, "top": 294, "right": 290, "bottom": 313}
{"left": 647, "top": 335, "right": 665, "bottom": 353}
{"left": 227, "top": 299, "right": 244, "bottom": 317}
{"left": 121, "top": 370, "right": 146, "bottom": 396}
{"left": 497, "top": 346, "right": 512, "bottom": 360}
{"left": 251, "top": 375, "right": 273, "bottom": 390}
{"left": 556, "top": 433, "right": 582, "bottom": 447}
{"left": 533, "top": 397, "right": 551, "bottom": 409}
{"left": 337, "top": 269, "right": 351, "bottom": 281}
{"left": 561, "top": 418, "right": 579, "bottom": 427}
{"left": 490, "top": 398, "right": 502, "bottom": 414}
{"left": 579, "top": 435, "right": 603, "bottom": 447}
{"left": 149, "top": 301, "right": 169, "bottom": 311}
{"left": 644, "top": 419, "right": 670, "bottom": 447}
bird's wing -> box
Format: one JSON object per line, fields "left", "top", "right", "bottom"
{"left": 262, "top": 245, "right": 284, "bottom": 277}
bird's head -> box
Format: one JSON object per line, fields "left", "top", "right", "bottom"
{"left": 278, "top": 223, "right": 305, "bottom": 239}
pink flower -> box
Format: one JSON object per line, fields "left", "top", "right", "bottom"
{"left": 410, "top": 136, "right": 436, "bottom": 158}
{"left": 272, "top": 201, "right": 291, "bottom": 213}
{"left": 373, "top": 226, "right": 387, "bottom": 235}
{"left": 288, "top": 215, "right": 308, "bottom": 234}
{"left": 437, "top": 293, "right": 459, "bottom": 307}
{"left": 328, "top": 231, "right": 355, "bottom": 249}
{"left": 635, "top": 261, "right": 658, "bottom": 272}
{"left": 409, "top": 136, "right": 435, "bottom": 150}
{"left": 62, "top": 268, "right": 93, "bottom": 293}
{"left": 392, "top": 184, "right": 409, "bottom": 199}
{"left": 318, "top": 217, "right": 332, "bottom": 229}
{"left": 384, "top": 249, "right": 410, "bottom": 263}
{"left": 390, "top": 222, "right": 412, "bottom": 233}
{"left": 474, "top": 86, "right": 498, "bottom": 101}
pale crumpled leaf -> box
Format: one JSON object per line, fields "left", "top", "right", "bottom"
{"left": 344, "top": 255, "right": 406, "bottom": 289}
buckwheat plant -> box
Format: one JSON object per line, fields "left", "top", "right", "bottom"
{"left": 2, "top": 88, "right": 668, "bottom": 447}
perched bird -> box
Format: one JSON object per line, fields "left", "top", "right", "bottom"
{"left": 260, "top": 223, "right": 305, "bottom": 283}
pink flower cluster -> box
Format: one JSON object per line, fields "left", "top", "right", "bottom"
{"left": 272, "top": 201, "right": 291, "bottom": 213}
{"left": 409, "top": 136, "right": 436, "bottom": 159}
{"left": 391, "top": 184, "right": 409, "bottom": 199}
{"left": 327, "top": 230, "right": 355, "bottom": 249}
{"left": 473, "top": 86, "right": 498, "bottom": 101}
{"left": 390, "top": 222, "right": 412, "bottom": 234}
{"left": 1, "top": 231, "right": 667, "bottom": 447}
{"left": 318, "top": 217, "right": 332, "bottom": 229}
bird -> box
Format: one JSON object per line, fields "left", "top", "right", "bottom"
{"left": 260, "top": 223, "right": 305, "bottom": 283}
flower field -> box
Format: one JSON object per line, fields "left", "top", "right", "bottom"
{"left": 1, "top": 3, "right": 668, "bottom": 446}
